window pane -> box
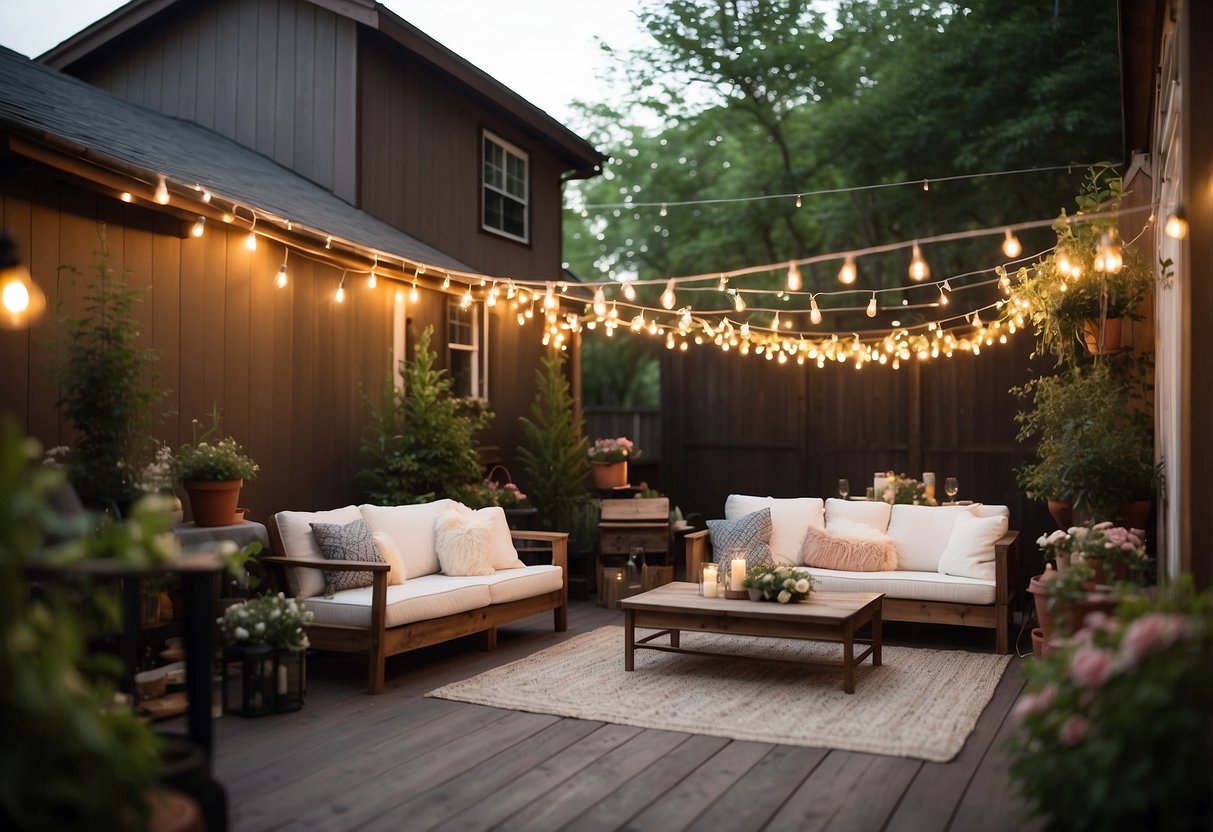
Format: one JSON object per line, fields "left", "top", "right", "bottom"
{"left": 449, "top": 349, "right": 474, "bottom": 398}
{"left": 503, "top": 197, "right": 526, "bottom": 238}
{"left": 484, "top": 191, "right": 504, "bottom": 230}
{"left": 482, "top": 132, "right": 528, "bottom": 241}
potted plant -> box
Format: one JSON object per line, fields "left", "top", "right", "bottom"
{"left": 743, "top": 564, "right": 817, "bottom": 603}
{"left": 877, "top": 472, "right": 937, "bottom": 506}
{"left": 54, "top": 225, "right": 167, "bottom": 514}
{"left": 175, "top": 408, "right": 258, "bottom": 527}
{"left": 1010, "top": 580, "right": 1213, "bottom": 830}
{"left": 587, "top": 437, "right": 639, "bottom": 489}
{"left": 217, "top": 592, "right": 313, "bottom": 716}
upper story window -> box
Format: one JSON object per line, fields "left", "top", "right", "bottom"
{"left": 447, "top": 296, "right": 482, "bottom": 399}
{"left": 482, "top": 130, "right": 529, "bottom": 243}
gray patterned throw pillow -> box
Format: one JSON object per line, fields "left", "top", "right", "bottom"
{"left": 310, "top": 519, "right": 383, "bottom": 593}
{"left": 706, "top": 508, "right": 774, "bottom": 569}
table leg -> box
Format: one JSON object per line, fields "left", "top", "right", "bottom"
{"left": 624, "top": 609, "right": 635, "bottom": 671}
{"left": 670, "top": 628, "right": 680, "bottom": 649}
{"left": 843, "top": 623, "right": 855, "bottom": 694}
{"left": 872, "top": 606, "right": 883, "bottom": 667}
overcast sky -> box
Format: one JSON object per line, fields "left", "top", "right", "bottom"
{"left": 0, "top": 0, "right": 647, "bottom": 126}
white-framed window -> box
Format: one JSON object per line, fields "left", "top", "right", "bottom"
{"left": 447, "top": 296, "right": 484, "bottom": 399}
{"left": 482, "top": 130, "right": 529, "bottom": 243}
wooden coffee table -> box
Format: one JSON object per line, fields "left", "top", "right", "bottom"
{"left": 620, "top": 582, "right": 884, "bottom": 693}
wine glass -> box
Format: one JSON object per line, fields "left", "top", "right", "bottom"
{"left": 944, "top": 476, "right": 959, "bottom": 503}
{"left": 837, "top": 478, "right": 850, "bottom": 499}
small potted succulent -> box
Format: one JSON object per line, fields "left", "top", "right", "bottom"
{"left": 175, "top": 407, "right": 258, "bottom": 527}
{"left": 587, "top": 436, "right": 639, "bottom": 489}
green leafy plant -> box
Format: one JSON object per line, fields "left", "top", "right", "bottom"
{"left": 0, "top": 417, "right": 180, "bottom": 830}
{"left": 218, "top": 592, "right": 313, "bottom": 652}
{"left": 453, "top": 478, "right": 530, "bottom": 510}
{"left": 516, "top": 354, "right": 592, "bottom": 541}
{"left": 358, "top": 327, "right": 490, "bottom": 504}
{"left": 1010, "top": 580, "right": 1213, "bottom": 830}
{"left": 744, "top": 564, "right": 817, "bottom": 603}
{"left": 175, "top": 407, "right": 259, "bottom": 482}
{"left": 55, "top": 225, "right": 167, "bottom": 512}
{"left": 876, "top": 472, "right": 937, "bottom": 506}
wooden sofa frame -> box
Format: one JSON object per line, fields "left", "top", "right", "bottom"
{"left": 684, "top": 528, "right": 1020, "bottom": 653}
{"left": 264, "top": 523, "right": 568, "bottom": 694}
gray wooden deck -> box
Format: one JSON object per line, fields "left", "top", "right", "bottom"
{"left": 211, "top": 600, "right": 1039, "bottom": 832}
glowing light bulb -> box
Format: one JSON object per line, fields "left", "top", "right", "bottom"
{"left": 324, "top": 235, "right": 333, "bottom": 249}
{"left": 201, "top": 190, "right": 212, "bottom": 204}
{"left": 154, "top": 174, "right": 170, "bottom": 204}
{"left": 908, "top": 243, "right": 929, "bottom": 281}
{"left": 544, "top": 284, "right": 556, "bottom": 310}
{"left": 1164, "top": 208, "right": 1189, "bottom": 239}
{"left": 786, "top": 261, "right": 802, "bottom": 292}
{"left": 1099, "top": 232, "right": 1123, "bottom": 273}
{"left": 659, "top": 202, "right": 668, "bottom": 217}
{"left": 795, "top": 194, "right": 803, "bottom": 208}
{"left": 275, "top": 263, "right": 288, "bottom": 289}
{"left": 608, "top": 301, "right": 619, "bottom": 321}
{"left": 592, "top": 286, "right": 607, "bottom": 317}
{"left": 365, "top": 269, "right": 376, "bottom": 289}
{"left": 733, "top": 292, "right": 746, "bottom": 312}
{"left": 621, "top": 281, "right": 636, "bottom": 301}
{"left": 245, "top": 230, "right": 257, "bottom": 251}
{"left": 335, "top": 283, "right": 345, "bottom": 303}
{"left": 1055, "top": 250, "right": 1071, "bottom": 276}
{"left": 838, "top": 255, "right": 857, "bottom": 285}
{"left": 771, "top": 312, "right": 780, "bottom": 330}
{"left": 866, "top": 293, "right": 877, "bottom": 318}
{"left": 442, "top": 274, "right": 451, "bottom": 289}
{"left": 809, "top": 295, "right": 822, "bottom": 325}
{"left": 461, "top": 287, "right": 473, "bottom": 308}
{"left": 660, "top": 279, "right": 676, "bottom": 310}
{"left": 922, "top": 179, "right": 930, "bottom": 192}
{"left": 409, "top": 281, "right": 419, "bottom": 302}
{"left": 939, "top": 285, "right": 949, "bottom": 305}
{"left": 120, "top": 192, "right": 132, "bottom": 203}
{"left": 190, "top": 216, "right": 205, "bottom": 237}
{"left": 1001, "top": 229, "right": 1022, "bottom": 259}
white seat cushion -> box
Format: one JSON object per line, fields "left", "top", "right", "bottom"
{"left": 359, "top": 500, "right": 454, "bottom": 578}
{"left": 273, "top": 505, "right": 363, "bottom": 598}
{"left": 725, "top": 494, "right": 825, "bottom": 565}
{"left": 885, "top": 504, "right": 978, "bottom": 571}
{"left": 304, "top": 575, "right": 491, "bottom": 629}
{"left": 824, "top": 498, "right": 891, "bottom": 534}
{"left": 799, "top": 566, "right": 996, "bottom": 605}
{"left": 455, "top": 565, "right": 564, "bottom": 604}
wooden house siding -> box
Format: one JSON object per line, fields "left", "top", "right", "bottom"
{"left": 0, "top": 176, "right": 398, "bottom": 521}
{"left": 65, "top": 0, "right": 359, "bottom": 203}
{"left": 660, "top": 336, "right": 1056, "bottom": 582}
{"left": 356, "top": 30, "right": 566, "bottom": 284}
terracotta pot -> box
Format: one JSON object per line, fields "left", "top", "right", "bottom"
{"left": 1028, "top": 574, "right": 1055, "bottom": 640}
{"left": 1047, "top": 498, "right": 1073, "bottom": 530}
{"left": 1030, "top": 627, "right": 1044, "bottom": 659}
{"left": 1083, "top": 316, "right": 1123, "bottom": 354}
{"left": 184, "top": 479, "right": 243, "bottom": 527}
{"left": 591, "top": 461, "right": 628, "bottom": 489}
{"left": 1064, "top": 595, "right": 1119, "bottom": 634}
{"left": 1119, "top": 499, "right": 1151, "bottom": 531}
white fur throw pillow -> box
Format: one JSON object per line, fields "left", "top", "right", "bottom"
{"left": 800, "top": 518, "right": 897, "bottom": 572}
{"left": 434, "top": 505, "right": 495, "bottom": 576}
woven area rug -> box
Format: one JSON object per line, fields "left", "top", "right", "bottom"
{"left": 427, "top": 626, "right": 1011, "bottom": 763}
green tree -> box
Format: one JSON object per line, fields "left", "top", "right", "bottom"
{"left": 358, "top": 327, "right": 489, "bottom": 504}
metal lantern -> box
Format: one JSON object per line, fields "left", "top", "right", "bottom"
{"left": 273, "top": 649, "right": 306, "bottom": 713}
{"left": 222, "top": 642, "right": 275, "bottom": 718}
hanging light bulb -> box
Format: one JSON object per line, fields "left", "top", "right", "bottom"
{"left": 442, "top": 274, "right": 451, "bottom": 290}
{"left": 938, "top": 283, "right": 949, "bottom": 305}
{"left": 245, "top": 218, "right": 257, "bottom": 251}
{"left": 506, "top": 281, "right": 516, "bottom": 300}
{"left": 154, "top": 174, "right": 170, "bottom": 205}
{"left": 786, "top": 261, "right": 802, "bottom": 292}
{"left": 1001, "top": 229, "right": 1022, "bottom": 258}
{"left": 0, "top": 231, "right": 46, "bottom": 330}
{"left": 201, "top": 190, "right": 212, "bottom": 204}
{"left": 659, "top": 202, "right": 668, "bottom": 217}
{"left": 120, "top": 191, "right": 133, "bottom": 203}
{"left": 1055, "top": 249, "right": 1072, "bottom": 276}
{"left": 718, "top": 274, "right": 729, "bottom": 291}
{"left": 367, "top": 267, "right": 377, "bottom": 289}
{"left": 809, "top": 295, "right": 823, "bottom": 325}
{"left": 335, "top": 273, "right": 346, "bottom": 303}
{"left": 1099, "top": 231, "right": 1123, "bottom": 273}
{"left": 409, "top": 280, "right": 419, "bottom": 302}
{"left": 544, "top": 283, "right": 556, "bottom": 310}
{"left": 1164, "top": 207, "right": 1189, "bottom": 239}
{"left": 275, "top": 252, "right": 289, "bottom": 289}
{"left": 771, "top": 311, "right": 781, "bottom": 330}
{"left": 608, "top": 301, "right": 619, "bottom": 321}
{"left": 660, "top": 279, "right": 676, "bottom": 310}
{"left": 190, "top": 216, "right": 205, "bottom": 238}
{"left": 922, "top": 179, "right": 930, "bottom": 191}
{"left": 592, "top": 286, "right": 607, "bottom": 317}
{"left": 866, "top": 292, "right": 878, "bottom": 318}
{"left": 486, "top": 282, "right": 498, "bottom": 307}
{"left": 795, "top": 194, "right": 803, "bottom": 208}
{"left": 621, "top": 280, "right": 636, "bottom": 301}
{"left": 461, "top": 287, "right": 473, "bottom": 308}
{"left": 733, "top": 291, "right": 746, "bottom": 312}
{"left": 838, "top": 255, "right": 857, "bottom": 285}
{"left": 908, "top": 243, "right": 929, "bottom": 281}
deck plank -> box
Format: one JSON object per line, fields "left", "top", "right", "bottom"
{"left": 687, "top": 745, "right": 830, "bottom": 832}
{"left": 763, "top": 750, "right": 921, "bottom": 831}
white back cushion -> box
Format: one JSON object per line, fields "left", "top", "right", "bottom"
{"left": 824, "top": 498, "right": 892, "bottom": 534}
{"left": 273, "top": 505, "right": 362, "bottom": 597}
{"left": 938, "top": 511, "right": 1009, "bottom": 581}
{"left": 372, "top": 532, "right": 407, "bottom": 586}
{"left": 359, "top": 500, "right": 454, "bottom": 578}
{"left": 725, "top": 494, "right": 825, "bottom": 565}
{"left": 476, "top": 505, "right": 524, "bottom": 570}
{"left": 886, "top": 504, "right": 977, "bottom": 571}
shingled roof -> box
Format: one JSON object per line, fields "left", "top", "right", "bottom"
{"left": 0, "top": 45, "right": 471, "bottom": 272}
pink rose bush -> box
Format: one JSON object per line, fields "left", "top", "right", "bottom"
{"left": 1035, "top": 520, "right": 1151, "bottom": 583}
{"left": 588, "top": 436, "right": 640, "bottom": 464}
{"left": 1009, "top": 579, "right": 1213, "bottom": 830}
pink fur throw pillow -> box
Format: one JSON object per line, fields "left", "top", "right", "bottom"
{"left": 800, "top": 518, "right": 897, "bottom": 572}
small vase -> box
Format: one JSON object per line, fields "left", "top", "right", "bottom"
{"left": 591, "top": 461, "right": 628, "bottom": 489}
{"left": 1047, "top": 498, "right": 1073, "bottom": 530}
{"left": 185, "top": 479, "right": 244, "bottom": 527}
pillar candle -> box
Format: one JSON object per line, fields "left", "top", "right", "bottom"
{"left": 923, "top": 472, "right": 936, "bottom": 501}
{"left": 730, "top": 558, "right": 746, "bottom": 591}
{"left": 703, "top": 564, "right": 718, "bottom": 597}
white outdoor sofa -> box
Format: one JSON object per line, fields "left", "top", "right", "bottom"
{"left": 263, "top": 500, "right": 567, "bottom": 694}
{"left": 685, "top": 496, "right": 1020, "bottom": 653}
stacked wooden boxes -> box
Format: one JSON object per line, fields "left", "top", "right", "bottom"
{"left": 597, "top": 497, "right": 671, "bottom": 608}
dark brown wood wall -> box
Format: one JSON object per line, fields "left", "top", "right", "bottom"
{"left": 356, "top": 30, "right": 566, "bottom": 284}
{"left": 67, "top": 0, "right": 358, "bottom": 203}
{"left": 0, "top": 176, "right": 396, "bottom": 521}
{"left": 660, "top": 334, "right": 1056, "bottom": 581}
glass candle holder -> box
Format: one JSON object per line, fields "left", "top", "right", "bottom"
{"left": 700, "top": 562, "right": 720, "bottom": 597}
{"left": 726, "top": 548, "right": 748, "bottom": 592}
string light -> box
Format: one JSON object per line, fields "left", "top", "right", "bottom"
{"left": 201, "top": 190, "right": 212, "bottom": 204}
{"left": 786, "top": 261, "right": 802, "bottom": 292}
{"left": 922, "top": 179, "right": 930, "bottom": 192}
{"left": 190, "top": 216, "right": 205, "bottom": 238}
{"left": 275, "top": 250, "right": 289, "bottom": 289}
{"left": 368, "top": 260, "right": 378, "bottom": 289}
{"left": 1098, "top": 231, "right": 1123, "bottom": 273}
{"left": 1001, "top": 229, "right": 1022, "bottom": 258}
{"left": 659, "top": 202, "right": 668, "bottom": 217}
{"left": 621, "top": 280, "right": 637, "bottom": 301}
{"left": 335, "top": 272, "right": 346, "bottom": 303}
{"left": 486, "top": 281, "right": 498, "bottom": 307}
{"left": 154, "top": 174, "right": 170, "bottom": 204}
{"left": 0, "top": 232, "right": 46, "bottom": 330}
{"left": 939, "top": 281, "right": 950, "bottom": 305}
{"left": 795, "top": 194, "right": 803, "bottom": 208}
{"left": 442, "top": 274, "right": 451, "bottom": 289}
{"left": 324, "top": 235, "right": 332, "bottom": 249}
{"left": 245, "top": 217, "right": 257, "bottom": 251}
{"left": 866, "top": 292, "right": 878, "bottom": 318}
{"left": 909, "top": 243, "right": 930, "bottom": 281}
{"left": 809, "top": 295, "right": 823, "bottom": 325}
{"left": 120, "top": 192, "right": 132, "bottom": 202}
{"left": 838, "top": 255, "right": 857, "bottom": 285}
{"left": 409, "top": 280, "right": 419, "bottom": 302}
{"left": 1164, "top": 207, "right": 1189, "bottom": 239}
{"left": 733, "top": 291, "right": 746, "bottom": 312}
{"left": 592, "top": 286, "right": 607, "bottom": 317}
{"left": 461, "top": 286, "right": 474, "bottom": 308}
{"left": 660, "top": 279, "right": 677, "bottom": 309}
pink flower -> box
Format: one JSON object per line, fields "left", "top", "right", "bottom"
{"left": 1012, "top": 683, "right": 1057, "bottom": 720}
{"left": 1059, "top": 715, "right": 1089, "bottom": 747}
{"left": 1119, "top": 613, "right": 1192, "bottom": 669}
{"left": 1069, "top": 645, "right": 1117, "bottom": 689}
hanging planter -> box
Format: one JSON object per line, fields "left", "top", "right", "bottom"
{"left": 591, "top": 461, "right": 628, "bottom": 489}
{"left": 1083, "top": 317, "right": 1123, "bottom": 354}
{"left": 184, "top": 479, "right": 243, "bottom": 527}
